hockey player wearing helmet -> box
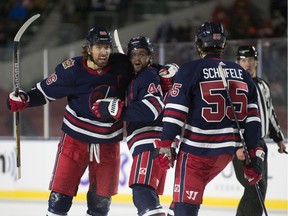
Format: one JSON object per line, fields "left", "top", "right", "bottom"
{"left": 123, "top": 36, "right": 168, "bottom": 216}
{"left": 233, "top": 45, "right": 286, "bottom": 216}
{"left": 154, "top": 22, "right": 263, "bottom": 216}
{"left": 7, "top": 26, "right": 133, "bottom": 216}
{"left": 93, "top": 35, "right": 179, "bottom": 216}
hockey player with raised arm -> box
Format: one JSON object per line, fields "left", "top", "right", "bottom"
{"left": 153, "top": 22, "right": 264, "bottom": 216}
{"left": 93, "top": 36, "right": 179, "bottom": 216}
{"left": 7, "top": 27, "right": 133, "bottom": 216}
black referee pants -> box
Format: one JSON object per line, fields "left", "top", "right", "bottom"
{"left": 232, "top": 139, "right": 268, "bottom": 216}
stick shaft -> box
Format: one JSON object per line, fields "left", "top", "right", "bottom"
{"left": 218, "top": 63, "right": 268, "bottom": 216}
{"left": 13, "top": 39, "right": 21, "bottom": 179}
{"left": 13, "top": 14, "right": 40, "bottom": 179}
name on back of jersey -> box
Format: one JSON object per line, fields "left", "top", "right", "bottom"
{"left": 203, "top": 67, "right": 243, "bottom": 80}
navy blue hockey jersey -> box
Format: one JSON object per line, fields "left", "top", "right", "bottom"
{"left": 122, "top": 66, "right": 165, "bottom": 156}
{"left": 27, "top": 53, "right": 133, "bottom": 143}
{"left": 162, "top": 55, "right": 261, "bottom": 156}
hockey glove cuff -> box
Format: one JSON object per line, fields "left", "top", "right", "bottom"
{"left": 92, "top": 98, "right": 124, "bottom": 120}
{"left": 153, "top": 139, "right": 176, "bottom": 170}
{"left": 158, "top": 63, "right": 179, "bottom": 92}
{"left": 243, "top": 147, "right": 265, "bottom": 185}
{"left": 7, "top": 90, "right": 30, "bottom": 112}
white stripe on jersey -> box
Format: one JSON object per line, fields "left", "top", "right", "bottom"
{"left": 163, "top": 116, "right": 185, "bottom": 127}
{"left": 36, "top": 82, "right": 54, "bottom": 102}
{"left": 127, "top": 126, "right": 162, "bottom": 154}
{"left": 127, "top": 126, "right": 163, "bottom": 141}
{"left": 165, "top": 103, "right": 189, "bottom": 113}
{"left": 248, "top": 103, "right": 258, "bottom": 109}
{"left": 182, "top": 138, "right": 242, "bottom": 148}
{"left": 185, "top": 124, "right": 239, "bottom": 134}
{"left": 246, "top": 116, "right": 261, "bottom": 123}
{"left": 128, "top": 138, "right": 157, "bottom": 155}
{"left": 142, "top": 97, "right": 163, "bottom": 120}
{"left": 63, "top": 118, "right": 123, "bottom": 139}
{"left": 66, "top": 105, "right": 115, "bottom": 127}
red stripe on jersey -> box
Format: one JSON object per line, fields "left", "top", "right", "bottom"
{"left": 247, "top": 108, "right": 259, "bottom": 116}
{"left": 127, "top": 131, "right": 161, "bottom": 149}
{"left": 132, "top": 153, "right": 150, "bottom": 184}
{"left": 49, "top": 133, "right": 66, "bottom": 190}
{"left": 147, "top": 96, "right": 163, "bottom": 114}
{"left": 185, "top": 132, "right": 239, "bottom": 142}
{"left": 164, "top": 109, "right": 187, "bottom": 121}
{"left": 64, "top": 110, "right": 122, "bottom": 134}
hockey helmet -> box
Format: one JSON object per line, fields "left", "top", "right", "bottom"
{"left": 127, "top": 36, "right": 154, "bottom": 57}
{"left": 236, "top": 45, "right": 258, "bottom": 60}
{"left": 195, "top": 22, "right": 226, "bottom": 50}
{"left": 86, "top": 27, "right": 112, "bottom": 47}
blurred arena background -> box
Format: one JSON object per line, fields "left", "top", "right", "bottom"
{"left": 0, "top": 0, "right": 286, "bottom": 138}
{"left": 0, "top": 0, "right": 287, "bottom": 215}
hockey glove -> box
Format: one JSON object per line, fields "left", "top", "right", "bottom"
{"left": 158, "top": 63, "right": 179, "bottom": 92}
{"left": 92, "top": 98, "right": 124, "bottom": 120}
{"left": 153, "top": 139, "right": 176, "bottom": 170}
{"left": 243, "top": 147, "right": 265, "bottom": 185}
{"left": 7, "top": 90, "right": 29, "bottom": 112}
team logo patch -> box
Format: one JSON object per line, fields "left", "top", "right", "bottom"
{"left": 89, "top": 85, "right": 117, "bottom": 115}
{"left": 62, "top": 59, "right": 75, "bottom": 69}
{"left": 139, "top": 168, "right": 147, "bottom": 175}
{"left": 99, "top": 31, "right": 108, "bottom": 36}
{"left": 174, "top": 184, "right": 180, "bottom": 192}
{"left": 213, "top": 33, "right": 221, "bottom": 40}
{"left": 46, "top": 72, "right": 57, "bottom": 85}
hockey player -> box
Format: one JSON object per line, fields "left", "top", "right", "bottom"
{"left": 94, "top": 36, "right": 179, "bottom": 216}
{"left": 233, "top": 45, "right": 286, "bottom": 216}
{"left": 153, "top": 22, "right": 264, "bottom": 216}
{"left": 7, "top": 27, "right": 133, "bottom": 216}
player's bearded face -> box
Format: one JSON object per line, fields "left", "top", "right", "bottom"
{"left": 89, "top": 44, "right": 111, "bottom": 68}
{"left": 130, "top": 49, "right": 151, "bottom": 74}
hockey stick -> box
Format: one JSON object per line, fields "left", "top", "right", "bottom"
{"left": 13, "top": 14, "right": 40, "bottom": 179}
{"left": 218, "top": 62, "right": 268, "bottom": 216}
{"left": 113, "top": 29, "right": 124, "bottom": 54}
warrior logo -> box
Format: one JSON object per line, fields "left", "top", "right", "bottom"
{"left": 186, "top": 190, "right": 199, "bottom": 200}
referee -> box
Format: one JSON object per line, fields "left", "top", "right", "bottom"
{"left": 233, "top": 45, "right": 286, "bottom": 216}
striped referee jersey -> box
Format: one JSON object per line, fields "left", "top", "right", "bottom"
{"left": 253, "top": 77, "right": 284, "bottom": 142}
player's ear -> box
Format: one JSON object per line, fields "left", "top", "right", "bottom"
{"left": 87, "top": 46, "right": 92, "bottom": 55}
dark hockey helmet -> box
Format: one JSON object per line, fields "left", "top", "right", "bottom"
{"left": 195, "top": 22, "right": 226, "bottom": 51}
{"left": 85, "top": 27, "right": 112, "bottom": 47}
{"left": 236, "top": 45, "right": 258, "bottom": 60}
{"left": 127, "top": 36, "right": 154, "bottom": 57}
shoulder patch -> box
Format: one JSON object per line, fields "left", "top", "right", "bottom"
{"left": 62, "top": 59, "right": 75, "bottom": 69}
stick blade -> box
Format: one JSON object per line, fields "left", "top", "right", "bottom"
{"left": 113, "top": 29, "right": 124, "bottom": 54}
{"left": 14, "top": 14, "right": 40, "bottom": 42}
{"left": 218, "top": 62, "right": 228, "bottom": 88}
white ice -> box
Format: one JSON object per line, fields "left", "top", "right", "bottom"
{"left": 0, "top": 200, "right": 287, "bottom": 216}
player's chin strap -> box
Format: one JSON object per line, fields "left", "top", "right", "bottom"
{"left": 89, "top": 143, "right": 100, "bottom": 163}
